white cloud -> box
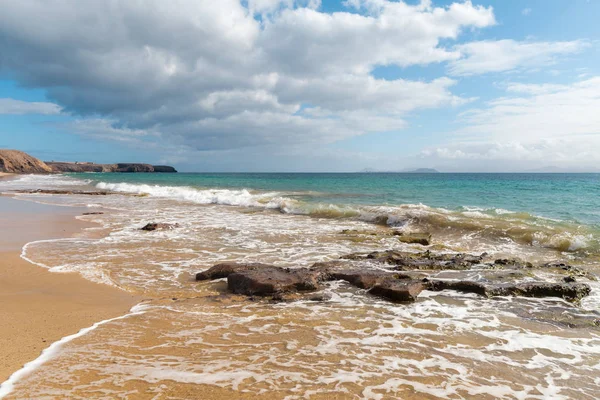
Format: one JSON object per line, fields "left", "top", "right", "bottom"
{"left": 521, "top": 8, "right": 532, "bottom": 16}
{"left": 0, "top": 0, "right": 497, "bottom": 155}
{"left": 0, "top": 98, "right": 61, "bottom": 115}
{"left": 449, "top": 39, "right": 588, "bottom": 76}
{"left": 420, "top": 77, "right": 600, "bottom": 170}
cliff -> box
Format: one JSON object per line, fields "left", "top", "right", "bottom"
{"left": 45, "top": 161, "right": 177, "bottom": 173}
{"left": 0, "top": 150, "right": 53, "bottom": 174}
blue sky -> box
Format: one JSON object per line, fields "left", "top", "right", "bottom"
{"left": 0, "top": 0, "right": 599, "bottom": 172}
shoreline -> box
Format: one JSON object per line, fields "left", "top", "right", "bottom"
{"left": 0, "top": 196, "right": 140, "bottom": 382}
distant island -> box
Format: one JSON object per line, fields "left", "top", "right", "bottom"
{"left": 0, "top": 149, "right": 177, "bottom": 174}
{"left": 360, "top": 168, "right": 440, "bottom": 173}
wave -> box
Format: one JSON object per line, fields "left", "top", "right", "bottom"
{"left": 95, "top": 181, "right": 600, "bottom": 254}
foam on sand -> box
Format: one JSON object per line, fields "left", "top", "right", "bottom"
{"left": 0, "top": 304, "right": 147, "bottom": 399}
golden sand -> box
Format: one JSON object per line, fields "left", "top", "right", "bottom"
{"left": 0, "top": 196, "right": 139, "bottom": 382}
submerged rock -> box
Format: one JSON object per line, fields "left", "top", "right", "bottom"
{"left": 342, "top": 250, "right": 486, "bottom": 271}
{"left": 140, "top": 222, "right": 180, "bottom": 231}
{"left": 394, "top": 232, "right": 432, "bottom": 246}
{"left": 82, "top": 212, "right": 104, "bottom": 215}
{"left": 425, "top": 279, "right": 591, "bottom": 302}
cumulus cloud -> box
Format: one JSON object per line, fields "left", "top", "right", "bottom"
{"left": 0, "top": 0, "right": 495, "bottom": 154}
{"left": 420, "top": 77, "right": 600, "bottom": 169}
{"left": 0, "top": 98, "right": 61, "bottom": 115}
{"left": 449, "top": 39, "right": 588, "bottom": 76}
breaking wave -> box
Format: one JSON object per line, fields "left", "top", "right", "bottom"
{"left": 96, "top": 181, "right": 599, "bottom": 254}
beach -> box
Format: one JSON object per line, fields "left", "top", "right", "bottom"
{"left": 0, "top": 195, "right": 139, "bottom": 383}
{"left": 0, "top": 173, "right": 599, "bottom": 399}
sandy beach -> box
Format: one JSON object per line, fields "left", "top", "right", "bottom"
{"left": 0, "top": 195, "right": 139, "bottom": 382}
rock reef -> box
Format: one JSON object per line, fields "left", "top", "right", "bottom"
{"left": 196, "top": 250, "right": 595, "bottom": 305}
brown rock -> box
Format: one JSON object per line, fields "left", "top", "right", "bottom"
{"left": 195, "top": 262, "right": 272, "bottom": 281}
{"left": 368, "top": 279, "right": 425, "bottom": 302}
{"left": 227, "top": 267, "right": 323, "bottom": 296}
{"left": 140, "top": 223, "right": 180, "bottom": 231}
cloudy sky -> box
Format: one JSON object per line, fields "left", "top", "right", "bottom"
{"left": 0, "top": 0, "right": 599, "bottom": 172}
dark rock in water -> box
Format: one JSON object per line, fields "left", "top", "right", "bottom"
{"left": 329, "top": 270, "right": 403, "bottom": 289}
{"left": 152, "top": 165, "right": 177, "bottom": 173}
{"left": 368, "top": 279, "right": 425, "bottom": 302}
{"left": 140, "top": 222, "right": 180, "bottom": 231}
{"left": 394, "top": 232, "right": 432, "bottom": 246}
{"left": 425, "top": 279, "right": 488, "bottom": 296}
{"left": 228, "top": 267, "right": 323, "bottom": 296}
{"left": 196, "top": 262, "right": 273, "bottom": 281}
{"left": 487, "top": 282, "right": 591, "bottom": 302}
{"left": 426, "top": 279, "right": 591, "bottom": 302}
{"left": 342, "top": 250, "right": 485, "bottom": 271}
{"left": 83, "top": 212, "right": 104, "bottom": 215}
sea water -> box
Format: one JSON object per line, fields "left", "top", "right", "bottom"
{"left": 1, "top": 172, "right": 599, "bottom": 399}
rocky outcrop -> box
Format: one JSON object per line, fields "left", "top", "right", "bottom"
{"left": 368, "top": 279, "right": 426, "bottom": 302}
{"left": 140, "top": 223, "right": 180, "bottom": 231}
{"left": 425, "top": 279, "right": 591, "bottom": 302}
{"left": 228, "top": 267, "right": 324, "bottom": 296}
{"left": 342, "top": 250, "right": 486, "bottom": 271}
{"left": 196, "top": 262, "right": 272, "bottom": 281}
{"left": 0, "top": 150, "right": 53, "bottom": 174}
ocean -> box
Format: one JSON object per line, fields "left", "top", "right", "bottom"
{"left": 1, "top": 172, "right": 600, "bottom": 399}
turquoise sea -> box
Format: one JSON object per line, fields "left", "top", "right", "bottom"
{"left": 75, "top": 172, "right": 600, "bottom": 226}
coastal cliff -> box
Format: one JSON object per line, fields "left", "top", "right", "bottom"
{"left": 46, "top": 162, "right": 177, "bottom": 173}
{"left": 0, "top": 149, "right": 176, "bottom": 174}
{"left": 0, "top": 150, "right": 53, "bottom": 174}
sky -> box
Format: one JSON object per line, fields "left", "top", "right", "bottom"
{"left": 0, "top": 0, "right": 599, "bottom": 172}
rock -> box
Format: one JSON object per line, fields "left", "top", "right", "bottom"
{"left": 395, "top": 232, "right": 432, "bottom": 246}
{"left": 342, "top": 250, "right": 485, "bottom": 271}
{"left": 153, "top": 165, "right": 178, "bottom": 173}
{"left": 487, "top": 282, "right": 591, "bottom": 302}
{"left": 227, "top": 267, "right": 323, "bottom": 296}
{"left": 195, "top": 262, "right": 272, "bottom": 281}
{"left": 0, "top": 150, "right": 53, "bottom": 174}
{"left": 368, "top": 279, "right": 425, "bottom": 302}
{"left": 82, "top": 212, "right": 104, "bottom": 215}
{"left": 425, "top": 279, "right": 591, "bottom": 302}
{"left": 140, "top": 222, "right": 180, "bottom": 231}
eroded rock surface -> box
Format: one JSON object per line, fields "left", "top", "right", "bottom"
{"left": 228, "top": 267, "right": 323, "bottom": 296}
{"left": 196, "top": 263, "right": 273, "bottom": 281}
{"left": 195, "top": 250, "right": 595, "bottom": 306}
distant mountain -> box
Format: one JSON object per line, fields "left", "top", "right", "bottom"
{"left": 358, "top": 167, "right": 440, "bottom": 173}
{"left": 402, "top": 168, "right": 439, "bottom": 173}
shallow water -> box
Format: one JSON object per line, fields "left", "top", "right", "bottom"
{"left": 1, "top": 173, "right": 600, "bottom": 399}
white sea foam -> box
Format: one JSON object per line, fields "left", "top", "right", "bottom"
{"left": 0, "top": 304, "right": 147, "bottom": 399}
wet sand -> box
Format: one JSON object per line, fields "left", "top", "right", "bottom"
{"left": 0, "top": 196, "right": 140, "bottom": 382}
